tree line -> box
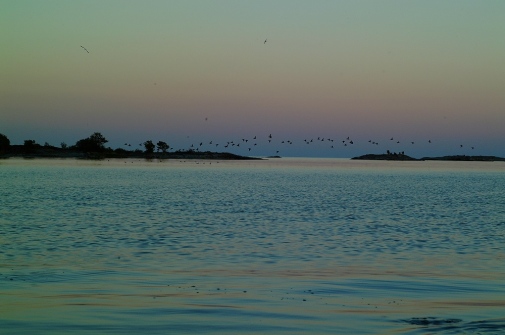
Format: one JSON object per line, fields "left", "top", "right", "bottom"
{"left": 0, "top": 132, "right": 171, "bottom": 155}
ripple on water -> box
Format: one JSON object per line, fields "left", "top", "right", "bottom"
{"left": 398, "top": 317, "right": 505, "bottom": 335}
{"left": 1, "top": 159, "right": 505, "bottom": 334}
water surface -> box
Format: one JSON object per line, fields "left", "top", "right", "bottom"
{"left": 1, "top": 158, "right": 504, "bottom": 334}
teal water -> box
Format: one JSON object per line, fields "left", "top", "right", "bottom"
{"left": 1, "top": 158, "right": 505, "bottom": 334}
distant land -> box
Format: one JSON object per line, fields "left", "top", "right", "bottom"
{"left": 1, "top": 132, "right": 504, "bottom": 161}
{"left": 0, "top": 144, "right": 259, "bottom": 160}
{"left": 3, "top": 145, "right": 505, "bottom": 162}
{"left": 352, "top": 153, "right": 505, "bottom": 162}
{"left": 0, "top": 132, "right": 259, "bottom": 160}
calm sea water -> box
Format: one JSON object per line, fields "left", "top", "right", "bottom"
{"left": 1, "top": 158, "right": 504, "bottom": 334}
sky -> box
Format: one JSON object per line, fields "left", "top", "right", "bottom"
{"left": 1, "top": 0, "right": 505, "bottom": 158}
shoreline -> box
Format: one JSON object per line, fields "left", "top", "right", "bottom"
{"left": 2, "top": 145, "right": 505, "bottom": 162}
{"left": 0, "top": 145, "right": 261, "bottom": 160}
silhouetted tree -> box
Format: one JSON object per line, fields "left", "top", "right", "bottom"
{"left": 23, "top": 140, "right": 38, "bottom": 153}
{"left": 157, "top": 141, "right": 169, "bottom": 153}
{"left": 24, "top": 139, "right": 36, "bottom": 146}
{"left": 75, "top": 132, "right": 108, "bottom": 152}
{"left": 144, "top": 140, "right": 155, "bottom": 154}
{"left": 0, "top": 133, "right": 10, "bottom": 153}
{"left": 61, "top": 142, "right": 68, "bottom": 149}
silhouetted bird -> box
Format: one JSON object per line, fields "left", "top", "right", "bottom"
{"left": 264, "top": 39, "right": 267, "bottom": 44}
{"left": 80, "top": 45, "right": 89, "bottom": 53}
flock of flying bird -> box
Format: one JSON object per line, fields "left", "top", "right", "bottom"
{"left": 122, "top": 131, "right": 476, "bottom": 157}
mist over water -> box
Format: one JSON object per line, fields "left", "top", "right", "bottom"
{"left": 1, "top": 158, "right": 504, "bottom": 334}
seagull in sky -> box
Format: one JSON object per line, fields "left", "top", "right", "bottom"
{"left": 80, "top": 45, "right": 89, "bottom": 53}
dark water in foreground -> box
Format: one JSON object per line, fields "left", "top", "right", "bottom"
{"left": 1, "top": 158, "right": 504, "bottom": 334}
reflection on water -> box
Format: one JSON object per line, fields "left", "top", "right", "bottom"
{"left": 1, "top": 158, "right": 504, "bottom": 334}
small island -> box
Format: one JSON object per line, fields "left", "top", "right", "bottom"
{"left": 421, "top": 155, "right": 505, "bottom": 162}
{"left": 352, "top": 152, "right": 417, "bottom": 161}
{"left": 352, "top": 151, "right": 505, "bottom": 162}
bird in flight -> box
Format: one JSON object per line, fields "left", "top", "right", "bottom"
{"left": 80, "top": 45, "right": 89, "bottom": 53}
{"left": 264, "top": 39, "right": 267, "bottom": 44}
